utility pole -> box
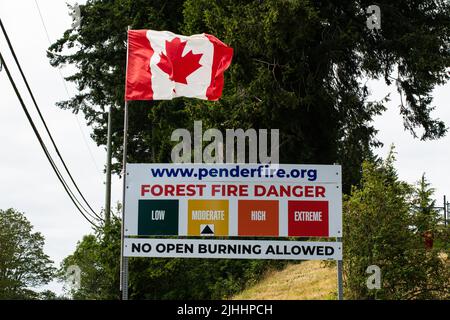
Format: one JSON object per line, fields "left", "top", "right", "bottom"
{"left": 444, "top": 195, "right": 447, "bottom": 227}
{"left": 120, "top": 101, "right": 129, "bottom": 300}
{"left": 104, "top": 105, "right": 113, "bottom": 226}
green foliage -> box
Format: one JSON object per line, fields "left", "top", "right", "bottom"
{"left": 48, "top": 0, "right": 450, "bottom": 299}
{"left": 411, "top": 174, "right": 450, "bottom": 252}
{"left": 0, "top": 208, "right": 56, "bottom": 299}
{"left": 129, "top": 254, "right": 286, "bottom": 299}
{"left": 60, "top": 215, "right": 286, "bottom": 299}
{"left": 343, "top": 150, "right": 450, "bottom": 299}
{"left": 59, "top": 216, "right": 121, "bottom": 299}
{"left": 411, "top": 173, "right": 440, "bottom": 234}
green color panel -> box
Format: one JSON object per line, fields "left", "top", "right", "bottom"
{"left": 138, "top": 200, "right": 179, "bottom": 236}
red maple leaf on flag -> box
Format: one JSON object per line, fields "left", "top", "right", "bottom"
{"left": 157, "top": 37, "right": 203, "bottom": 84}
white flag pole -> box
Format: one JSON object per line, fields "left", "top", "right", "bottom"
{"left": 120, "top": 25, "right": 131, "bottom": 300}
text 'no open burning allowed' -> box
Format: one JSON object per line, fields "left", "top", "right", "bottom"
{"left": 124, "top": 239, "right": 342, "bottom": 260}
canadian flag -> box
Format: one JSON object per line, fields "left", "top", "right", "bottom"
{"left": 125, "top": 30, "right": 233, "bottom": 101}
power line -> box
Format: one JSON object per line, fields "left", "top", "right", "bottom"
{"left": 0, "top": 49, "right": 99, "bottom": 228}
{"left": 34, "top": 0, "right": 103, "bottom": 177}
{"left": 0, "top": 18, "right": 102, "bottom": 221}
{"left": 33, "top": 0, "right": 53, "bottom": 45}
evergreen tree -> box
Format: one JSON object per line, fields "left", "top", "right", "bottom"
{"left": 411, "top": 173, "right": 440, "bottom": 234}
{"left": 343, "top": 151, "right": 449, "bottom": 299}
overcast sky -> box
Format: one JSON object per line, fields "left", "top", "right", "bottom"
{"left": 0, "top": 0, "right": 122, "bottom": 294}
{"left": 0, "top": 0, "right": 449, "bottom": 295}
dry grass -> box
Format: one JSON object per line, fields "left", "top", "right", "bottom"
{"left": 232, "top": 260, "right": 337, "bottom": 300}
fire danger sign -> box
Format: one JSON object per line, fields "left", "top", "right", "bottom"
{"left": 124, "top": 164, "right": 342, "bottom": 238}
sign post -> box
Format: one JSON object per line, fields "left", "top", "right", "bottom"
{"left": 337, "top": 237, "right": 343, "bottom": 300}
